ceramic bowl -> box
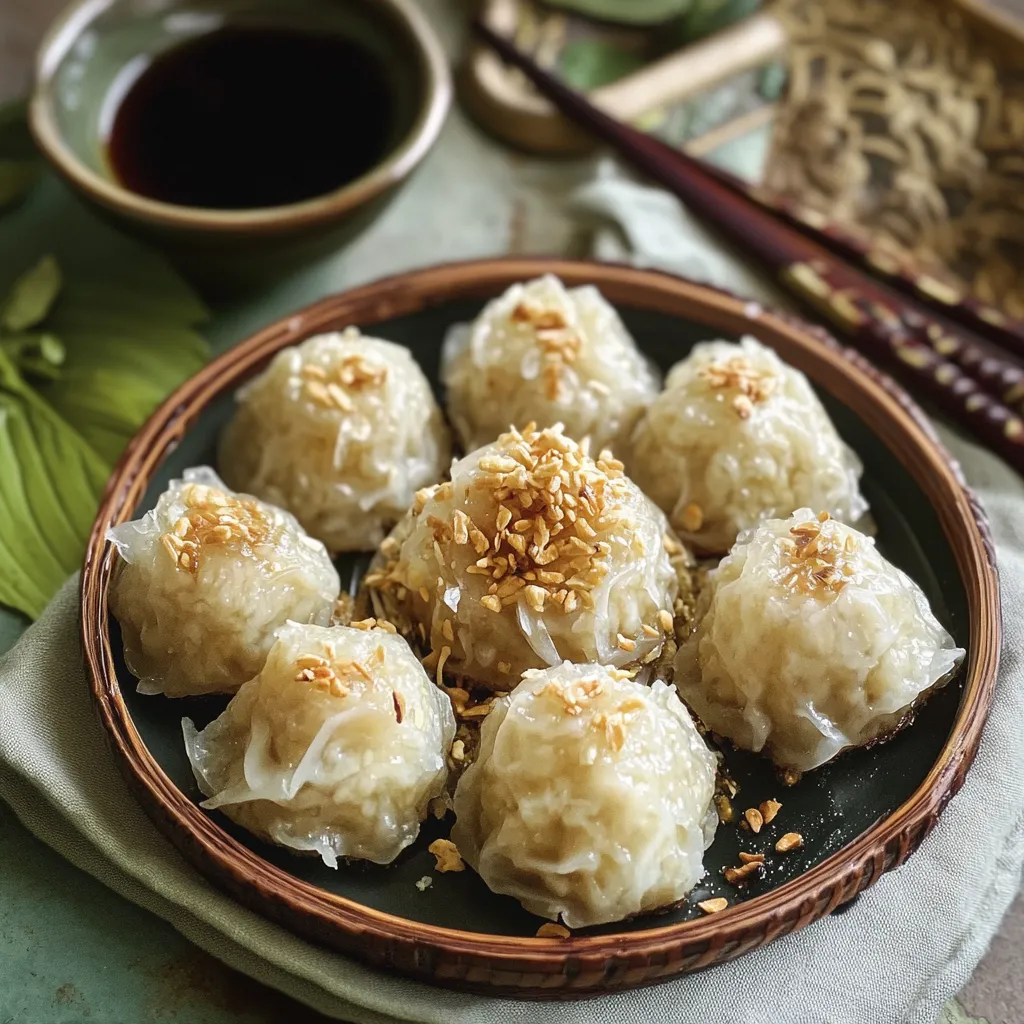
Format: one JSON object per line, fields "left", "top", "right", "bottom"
{"left": 80, "top": 259, "right": 1000, "bottom": 997}
{"left": 28, "top": 0, "right": 451, "bottom": 293}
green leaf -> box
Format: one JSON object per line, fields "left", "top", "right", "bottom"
{"left": 1, "top": 332, "right": 66, "bottom": 380}
{"left": 37, "top": 276, "right": 209, "bottom": 464}
{"left": 559, "top": 40, "right": 647, "bottom": 90}
{"left": 939, "top": 1000, "right": 991, "bottom": 1024}
{"left": 0, "top": 247, "right": 209, "bottom": 617}
{"left": 0, "top": 159, "right": 42, "bottom": 213}
{"left": 2, "top": 254, "right": 62, "bottom": 331}
{"left": 543, "top": 0, "right": 693, "bottom": 25}
{"left": 38, "top": 332, "right": 65, "bottom": 367}
{"left": 0, "top": 351, "right": 107, "bottom": 619}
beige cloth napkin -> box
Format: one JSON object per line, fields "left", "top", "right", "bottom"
{"left": 2, "top": 173, "right": 1023, "bottom": 1024}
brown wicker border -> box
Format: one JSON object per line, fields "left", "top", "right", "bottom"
{"left": 80, "top": 258, "right": 1001, "bottom": 998}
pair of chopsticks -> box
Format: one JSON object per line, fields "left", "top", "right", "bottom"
{"left": 473, "top": 19, "right": 1024, "bottom": 474}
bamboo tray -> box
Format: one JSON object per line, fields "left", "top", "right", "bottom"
{"left": 81, "top": 258, "right": 1000, "bottom": 997}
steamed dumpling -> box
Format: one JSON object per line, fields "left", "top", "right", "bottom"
{"left": 219, "top": 328, "right": 452, "bottom": 552}
{"left": 183, "top": 621, "right": 456, "bottom": 866}
{"left": 629, "top": 337, "right": 868, "bottom": 553}
{"left": 108, "top": 467, "right": 339, "bottom": 698}
{"left": 452, "top": 662, "right": 718, "bottom": 927}
{"left": 442, "top": 275, "right": 659, "bottom": 454}
{"left": 366, "top": 423, "right": 681, "bottom": 691}
{"left": 673, "top": 510, "right": 965, "bottom": 772}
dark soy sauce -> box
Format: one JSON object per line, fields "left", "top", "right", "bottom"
{"left": 108, "top": 26, "right": 397, "bottom": 210}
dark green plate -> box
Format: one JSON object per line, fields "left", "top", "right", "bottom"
{"left": 82, "top": 259, "right": 1000, "bottom": 996}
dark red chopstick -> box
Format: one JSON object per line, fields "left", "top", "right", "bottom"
{"left": 642, "top": 127, "right": 1024, "bottom": 418}
{"left": 693, "top": 150, "right": 1024, "bottom": 369}
{"left": 472, "top": 18, "right": 1024, "bottom": 472}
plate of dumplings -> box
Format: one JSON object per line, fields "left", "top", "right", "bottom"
{"left": 81, "top": 258, "right": 1000, "bottom": 997}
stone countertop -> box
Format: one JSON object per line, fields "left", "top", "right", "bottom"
{"left": 1, "top": 1, "right": 1021, "bottom": 1022}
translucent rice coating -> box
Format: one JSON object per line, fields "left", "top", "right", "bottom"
{"left": 366, "top": 423, "right": 680, "bottom": 691}
{"left": 441, "top": 275, "right": 659, "bottom": 455}
{"left": 108, "top": 467, "right": 339, "bottom": 698}
{"left": 674, "top": 509, "right": 965, "bottom": 772}
{"left": 629, "top": 336, "right": 868, "bottom": 553}
{"left": 451, "top": 662, "right": 718, "bottom": 927}
{"left": 183, "top": 622, "right": 456, "bottom": 866}
{"left": 219, "top": 329, "right": 452, "bottom": 552}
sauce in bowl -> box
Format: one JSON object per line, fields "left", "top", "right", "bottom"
{"left": 107, "top": 26, "right": 397, "bottom": 210}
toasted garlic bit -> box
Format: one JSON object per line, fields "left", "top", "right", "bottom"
{"left": 714, "top": 794, "right": 735, "bottom": 824}
{"left": 435, "top": 645, "right": 451, "bottom": 687}
{"left": 511, "top": 300, "right": 583, "bottom": 402}
{"left": 738, "top": 851, "right": 765, "bottom": 865}
{"left": 698, "top": 897, "right": 729, "bottom": 914}
{"left": 590, "top": 695, "right": 645, "bottom": 752}
{"left": 535, "top": 922, "right": 572, "bottom": 939}
{"left": 744, "top": 807, "right": 764, "bottom": 833}
{"left": 532, "top": 676, "right": 601, "bottom": 717}
{"left": 775, "top": 832, "right": 804, "bottom": 853}
{"left": 301, "top": 352, "right": 388, "bottom": 411}
{"left": 428, "top": 838, "right": 465, "bottom": 873}
{"left": 460, "top": 702, "right": 495, "bottom": 721}
{"left": 159, "top": 483, "right": 271, "bottom": 575}
{"left": 779, "top": 512, "right": 859, "bottom": 596}
{"left": 349, "top": 617, "right": 399, "bottom": 634}
{"left": 371, "top": 424, "right": 640, "bottom": 626}
{"left": 532, "top": 672, "right": 630, "bottom": 717}
{"left": 723, "top": 861, "right": 763, "bottom": 885}
{"left": 294, "top": 652, "right": 372, "bottom": 700}
{"left": 330, "top": 593, "right": 355, "bottom": 626}
{"left": 443, "top": 682, "right": 470, "bottom": 717}
{"left": 760, "top": 798, "right": 782, "bottom": 824}
{"left": 457, "top": 425, "right": 630, "bottom": 619}
{"left": 732, "top": 394, "right": 754, "bottom": 420}
{"left": 679, "top": 502, "right": 704, "bottom": 533}
{"left": 699, "top": 354, "right": 778, "bottom": 420}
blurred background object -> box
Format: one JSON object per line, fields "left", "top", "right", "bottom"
{"left": 468, "top": 0, "right": 1024, "bottom": 322}
{"left": 463, "top": 0, "right": 782, "bottom": 154}
{"left": 0, "top": 0, "right": 66, "bottom": 99}
{"left": 768, "top": 0, "right": 1024, "bottom": 319}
